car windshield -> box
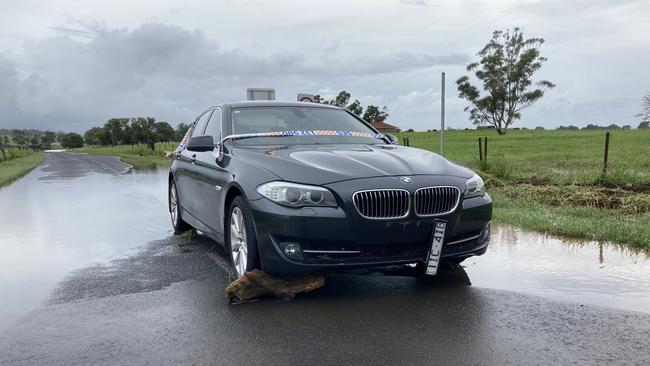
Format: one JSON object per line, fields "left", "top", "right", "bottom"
{"left": 231, "top": 106, "right": 385, "bottom": 145}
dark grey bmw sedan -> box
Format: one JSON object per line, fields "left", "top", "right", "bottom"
{"left": 169, "top": 101, "right": 492, "bottom": 278}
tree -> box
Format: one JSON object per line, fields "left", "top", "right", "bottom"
{"left": 176, "top": 123, "right": 190, "bottom": 141}
{"left": 154, "top": 122, "right": 176, "bottom": 142}
{"left": 29, "top": 135, "right": 41, "bottom": 149}
{"left": 104, "top": 118, "right": 129, "bottom": 146}
{"left": 346, "top": 99, "right": 363, "bottom": 116}
{"left": 456, "top": 27, "right": 555, "bottom": 135}
{"left": 60, "top": 133, "right": 84, "bottom": 149}
{"left": 639, "top": 121, "right": 650, "bottom": 129}
{"left": 83, "top": 127, "right": 108, "bottom": 145}
{"left": 11, "top": 129, "right": 28, "bottom": 148}
{"left": 362, "top": 105, "right": 389, "bottom": 123}
{"left": 41, "top": 131, "right": 56, "bottom": 148}
{"left": 637, "top": 92, "right": 650, "bottom": 125}
{"left": 130, "top": 117, "right": 158, "bottom": 150}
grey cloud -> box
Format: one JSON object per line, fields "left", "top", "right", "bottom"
{"left": 0, "top": 22, "right": 465, "bottom": 132}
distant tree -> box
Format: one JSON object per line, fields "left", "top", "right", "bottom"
{"left": 0, "top": 137, "right": 6, "bottom": 160}
{"left": 60, "top": 133, "right": 84, "bottom": 149}
{"left": 583, "top": 124, "right": 602, "bottom": 130}
{"left": 104, "top": 118, "right": 130, "bottom": 146}
{"left": 557, "top": 125, "right": 579, "bottom": 130}
{"left": 622, "top": 125, "right": 631, "bottom": 129}
{"left": 606, "top": 124, "right": 620, "bottom": 130}
{"left": 83, "top": 127, "right": 107, "bottom": 145}
{"left": 534, "top": 126, "right": 545, "bottom": 130}
{"left": 11, "top": 129, "right": 28, "bottom": 148}
{"left": 175, "top": 123, "right": 190, "bottom": 141}
{"left": 313, "top": 90, "right": 392, "bottom": 122}
{"left": 29, "top": 135, "right": 41, "bottom": 149}
{"left": 406, "top": 128, "right": 415, "bottom": 132}
{"left": 346, "top": 99, "right": 363, "bottom": 116}
{"left": 363, "top": 105, "right": 389, "bottom": 123}
{"left": 637, "top": 92, "right": 650, "bottom": 124}
{"left": 130, "top": 117, "right": 158, "bottom": 150}
{"left": 154, "top": 122, "right": 176, "bottom": 142}
{"left": 456, "top": 27, "right": 555, "bottom": 135}
{"left": 41, "top": 131, "right": 56, "bottom": 148}
{"left": 639, "top": 121, "right": 650, "bottom": 129}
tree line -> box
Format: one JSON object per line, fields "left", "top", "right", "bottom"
{"left": 83, "top": 117, "right": 189, "bottom": 150}
{"left": 313, "top": 91, "right": 390, "bottom": 123}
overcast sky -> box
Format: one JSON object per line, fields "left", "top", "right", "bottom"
{"left": 1, "top": 0, "right": 648, "bottom": 132}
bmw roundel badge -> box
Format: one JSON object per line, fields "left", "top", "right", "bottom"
{"left": 400, "top": 176, "right": 412, "bottom": 183}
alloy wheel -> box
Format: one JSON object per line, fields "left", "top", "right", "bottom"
{"left": 230, "top": 207, "right": 248, "bottom": 277}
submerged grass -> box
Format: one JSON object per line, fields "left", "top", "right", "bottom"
{"left": 0, "top": 152, "right": 45, "bottom": 187}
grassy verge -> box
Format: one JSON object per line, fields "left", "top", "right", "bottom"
{"left": 397, "top": 129, "right": 650, "bottom": 249}
{"left": 0, "top": 152, "right": 45, "bottom": 187}
{"left": 75, "top": 143, "right": 177, "bottom": 169}
{"left": 490, "top": 187, "right": 650, "bottom": 249}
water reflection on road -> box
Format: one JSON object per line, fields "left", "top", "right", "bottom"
{"left": 0, "top": 153, "right": 170, "bottom": 330}
{"left": 465, "top": 225, "right": 650, "bottom": 314}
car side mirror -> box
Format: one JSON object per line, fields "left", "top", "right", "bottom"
{"left": 186, "top": 135, "right": 214, "bottom": 152}
{"left": 385, "top": 133, "right": 399, "bottom": 145}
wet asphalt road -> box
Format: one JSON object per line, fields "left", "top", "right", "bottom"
{"left": 1, "top": 152, "right": 649, "bottom": 365}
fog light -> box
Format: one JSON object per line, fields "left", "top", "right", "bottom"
{"left": 282, "top": 242, "right": 304, "bottom": 260}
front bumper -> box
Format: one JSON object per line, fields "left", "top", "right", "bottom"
{"left": 249, "top": 177, "right": 492, "bottom": 275}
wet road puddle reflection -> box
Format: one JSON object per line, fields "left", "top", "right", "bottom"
{"left": 464, "top": 224, "right": 650, "bottom": 314}
{"left": 0, "top": 155, "right": 170, "bottom": 330}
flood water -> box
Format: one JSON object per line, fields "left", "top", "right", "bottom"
{"left": 0, "top": 152, "right": 648, "bottom": 331}
{"left": 465, "top": 225, "right": 649, "bottom": 314}
{"left": 0, "top": 154, "right": 170, "bottom": 330}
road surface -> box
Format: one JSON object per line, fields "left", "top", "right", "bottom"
{"left": 0, "top": 152, "right": 648, "bottom": 365}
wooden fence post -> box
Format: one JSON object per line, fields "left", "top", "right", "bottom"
{"left": 603, "top": 132, "right": 610, "bottom": 174}
{"left": 478, "top": 138, "right": 483, "bottom": 162}
{"left": 483, "top": 137, "right": 487, "bottom": 161}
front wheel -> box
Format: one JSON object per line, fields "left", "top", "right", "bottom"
{"left": 226, "top": 196, "right": 260, "bottom": 278}
{"left": 169, "top": 179, "right": 191, "bottom": 234}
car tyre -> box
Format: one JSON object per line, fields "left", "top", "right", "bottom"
{"left": 169, "top": 179, "right": 192, "bottom": 234}
{"left": 226, "top": 195, "right": 260, "bottom": 278}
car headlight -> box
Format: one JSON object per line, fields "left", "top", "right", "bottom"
{"left": 464, "top": 174, "right": 485, "bottom": 199}
{"left": 257, "top": 181, "right": 338, "bottom": 208}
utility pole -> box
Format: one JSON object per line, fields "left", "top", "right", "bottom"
{"left": 440, "top": 72, "right": 445, "bottom": 156}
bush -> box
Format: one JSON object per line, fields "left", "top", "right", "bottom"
{"left": 60, "top": 133, "right": 84, "bottom": 149}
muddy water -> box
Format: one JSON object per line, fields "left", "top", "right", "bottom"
{"left": 465, "top": 225, "right": 650, "bottom": 314}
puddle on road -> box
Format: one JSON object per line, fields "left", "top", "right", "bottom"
{"left": 0, "top": 156, "right": 170, "bottom": 330}
{"left": 464, "top": 225, "right": 650, "bottom": 314}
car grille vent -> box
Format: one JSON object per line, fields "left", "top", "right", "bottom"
{"left": 414, "top": 186, "right": 461, "bottom": 216}
{"left": 353, "top": 189, "right": 410, "bottom": 219}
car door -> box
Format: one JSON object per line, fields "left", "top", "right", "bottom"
{"left": 176, "top": 109, "right": 212, "bottom": 218}
{"left": 192, "top": 107, "right": 229, "bottom": 241}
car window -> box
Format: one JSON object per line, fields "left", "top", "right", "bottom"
{"left": 193, "top": 110, "right": 212, "bottom": 137}
{"left": 231, "top": 107, "right": 385, "bottom": 145}
{"left": 204, "top": 108, "right": 222, "bottom": 141}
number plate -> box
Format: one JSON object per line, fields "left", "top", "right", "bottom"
{"left": 425, "top": 220, "right": 447, "bottom": 276}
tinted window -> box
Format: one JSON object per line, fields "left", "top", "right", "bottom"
{"left": 204, "top": 108, "right": 222, "bottom": 141}
{"left": 231, "top": 107, "right": 384, "bottom": 145}
{"left": 193, "top": 110, "right": 212, "bottom": 137}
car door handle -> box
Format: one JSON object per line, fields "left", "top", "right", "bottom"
{"left": 191, "top": 154, "right": 196, "bottom": 164}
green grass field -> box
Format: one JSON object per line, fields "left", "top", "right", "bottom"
{"left": 397, "top": 129, "right": 650, "bottom": 249}
{"left": 75, "top": 143, "right": 178, "bottom": 169}
{"left": 0, "top": 151, "right": 45, "bottom": 187}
